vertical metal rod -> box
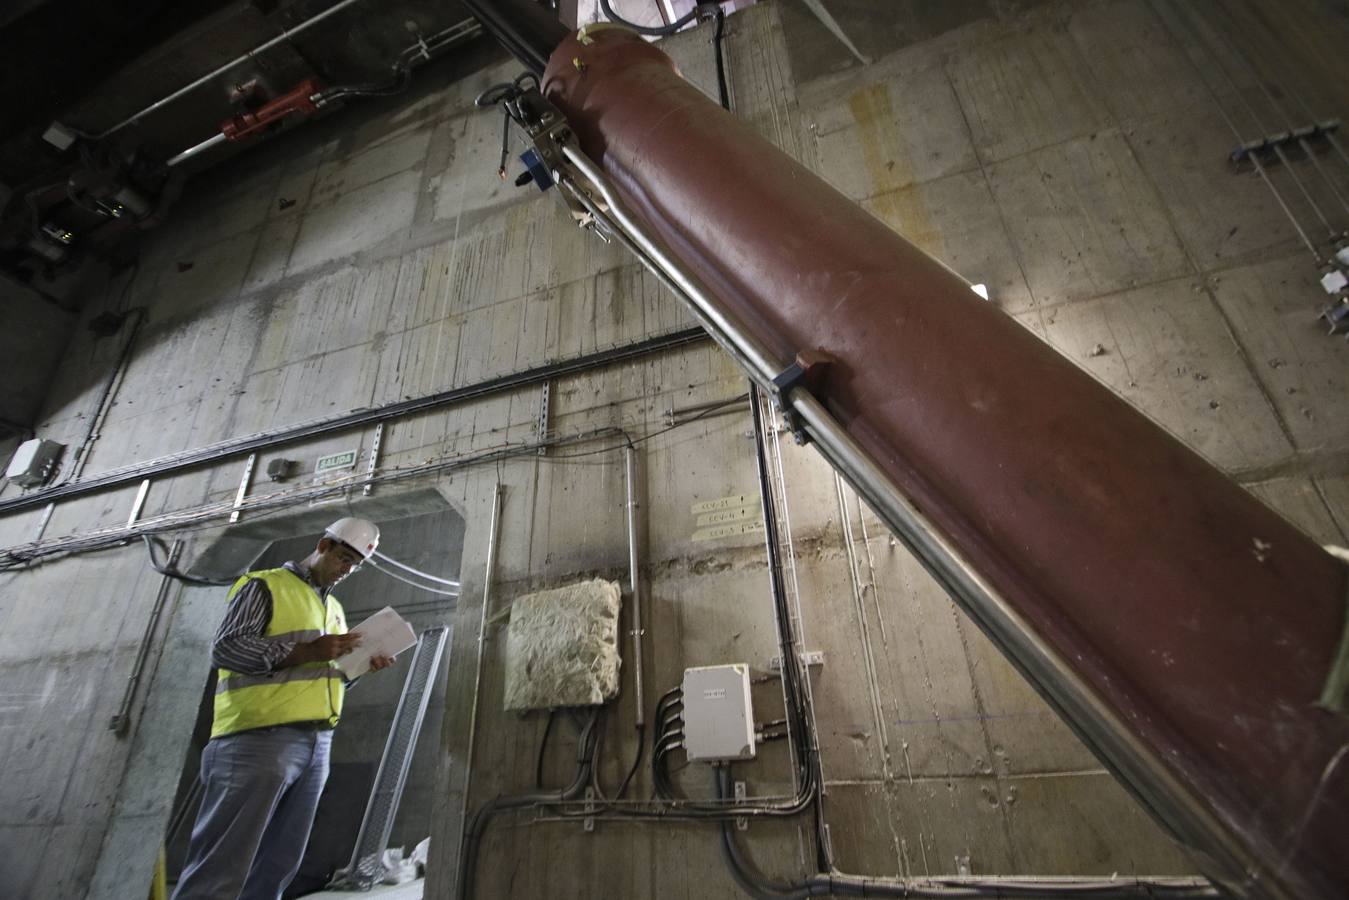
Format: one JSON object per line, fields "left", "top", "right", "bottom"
{"left": 1185, "top": 3, "right": 1337, "bottom": 237}
{"left": 127, "top": 479, "right": 151, "bottom": 527}
{"left": 1247, "top": 152, "right": 1324, "bottom": 262}
{"left": 1201, "top": 1, "right": 1349, "bottom": 221}
{"left": 1296, "top": 136, "right": 1349, "bottom": 223}
{"left": 1156, "top": 0, "right": 1324, "bottom": 263}
{"left": 1320, "top": 130, "right": 1349, "bottom": 176}
{"left": 363, "top": 423, "right": 384, "bottom": 496}
{"left": 1271, "top": 144, "right": 1337, "bottom": 237}
{"left": 229, "top": 454, "right": 257, "bottom": 524}
{"left": 110, "top": 539, "right": 182, "bottom": 735}
{"left": 624, "top": 446, "right": 645, "bottom": 727}
{"left": 834, "top": 472, "right": 891, "bottom": 780}
{"left": 455, "top": 482, "right": 503, "bottom": 894}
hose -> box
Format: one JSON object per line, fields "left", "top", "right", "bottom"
{"left": 458, "top": 709, "right": 601, "bottom": 899}
{"left": 598, "top": 0, "right": 727, "bottom": 37}
{"left": 142, "top": 534, "right": 237, "bottom": 586}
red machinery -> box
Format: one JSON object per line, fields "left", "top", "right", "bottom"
{"left": 465, "top": 5, "right": 1349, "bottom": 898}
{"left": 219, "top": 78, "right": 322, "bottom": 141}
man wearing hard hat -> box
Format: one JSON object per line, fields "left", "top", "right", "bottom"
{"left": 173, "top": 517, "right": 394, "bottom": 900}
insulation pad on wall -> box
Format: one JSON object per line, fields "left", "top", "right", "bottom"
{"left": 503, "top": 578, "right": 622, "bottom": 710}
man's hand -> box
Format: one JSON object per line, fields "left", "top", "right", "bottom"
{"left": 368, "top": 654, "right": 395, "bottom": 672}
{"left": 282, "top": 633, "right": 361, "bottom": 666}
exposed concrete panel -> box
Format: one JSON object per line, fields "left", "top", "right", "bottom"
{"left": 987, "top": 131, "right": 1192, "bottom": 307}
{"left": 2, "top": 2, "right": 1347, "bottom": 899}
{"left": 288, "top": 169, "right": 422, "bottom": 275}
{"left": 1023, "top": 277, "right": 1294, "bottom": 472}
{"left": 864, "top": 170, "right": 1035, "bottom": 312}
{"left": 948, "top": 14, "right": 1113, "bottom": 165}
{"left": 808, "top": 66, "right": 977, "bottom": 199}
{"left": 1068, "top": 0, "right": 1212, "bottom": 124}
{"left": 1209, "top": 252, "right": 1349, "bottom": 454}
{"left": 1125, "top": 96, "right": 1310, "bottom": 268}
{"left": 0, "top": 277, "right": 75, "bottom": 433}
{"left": 1246, "top": 477, "right": 1347, "bottom": 547}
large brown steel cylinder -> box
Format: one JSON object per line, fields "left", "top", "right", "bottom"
{"left": 543, "top": 27, "right": 1348, "bottom": 899}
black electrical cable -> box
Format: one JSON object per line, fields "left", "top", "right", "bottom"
{"left": 315, "top": 67, "right": 413, "bottom": 104}
{"left": 534, "top": 709, "right": 557, "bottom": 789}
{"left": 459, "top": 708, "right": 602, "bottom": 900}
{"left": 713, "top": 8, "right": 730, "bottom": 110}
{"left": 599, "top": 0, "right": 727, "bottom": 36}
{"left": 142, "top": 534, "right": 238, "bottom": 586}
{"left": 614, "top": 722, "right": 644, "bottom": 799}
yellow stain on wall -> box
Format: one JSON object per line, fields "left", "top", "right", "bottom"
{"left": 846, "top": 82, "right": 941, "bottom": 258}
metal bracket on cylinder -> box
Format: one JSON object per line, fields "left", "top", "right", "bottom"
{"left": 583, "top": 786, "right": 596, "bottom": 832}
{"left": 772, "top": 351, "right": 831, "bottom": 445}
{"left": 508, "top": 91, "right": 613, "bottom": 232}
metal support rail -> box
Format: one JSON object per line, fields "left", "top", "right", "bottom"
{"left": 0, "top": 327, "right": 707, "bottom": 516}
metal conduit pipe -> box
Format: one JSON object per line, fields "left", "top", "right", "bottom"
{"left": 623, "top": 445, "right": 645, "bottom": 729}
{"left": 85, "top": 0, "right": 368, "bottom": 140}
{"left": 66, "top": 306, "right": 146, "bottom": 484}
{"left": 454, "top": 0, "right": 568, "bottom": 75}
{"left": 109, "top": 538, "right": 183, "bottom": 736}
{"left": 454, "top": 482, "right": 503, "bottom": 899}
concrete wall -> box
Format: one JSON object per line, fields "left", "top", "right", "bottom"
{"left": 0, "top": 1, "right": 1346, "bottom": 898}
{"left": 0, "top": 275, "right": 76, "bottom": 437}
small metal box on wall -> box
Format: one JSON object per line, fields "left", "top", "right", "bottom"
{"left": 682, "top": 664, "right": 756, "bottom": 761}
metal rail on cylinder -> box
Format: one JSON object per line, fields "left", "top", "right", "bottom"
{"left": 550, "top": 138, "right": 1249, "bottom": 897}
{"left": 559, "top": 144, "right": 783, "bottom": 386}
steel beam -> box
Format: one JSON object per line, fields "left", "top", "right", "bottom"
{"left": 0, "top": 327, "right": 707, "bottom": 516}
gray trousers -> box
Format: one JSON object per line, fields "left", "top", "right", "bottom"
{"left": 171, "top": 725, "right": 332, "bottom": 900}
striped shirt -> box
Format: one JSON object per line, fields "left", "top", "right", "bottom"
{"left": 211, "top": 561, "right": 329, "bottom": 675}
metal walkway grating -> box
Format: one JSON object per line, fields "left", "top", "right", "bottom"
{"left": 331, "top": 626, "right": 450, "bottom": 890}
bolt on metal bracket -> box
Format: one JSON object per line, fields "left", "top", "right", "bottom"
{"left": 583, "top": 786, "right": 596, "bottom": 833}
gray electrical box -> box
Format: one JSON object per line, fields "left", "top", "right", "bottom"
{"left": 682, "top": 664, "right": 756, "bottom": 762}
{"left": 5, "top": 438, "right": 64, "bottom": 488}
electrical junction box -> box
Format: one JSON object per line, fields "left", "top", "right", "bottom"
{"left": 5, "top": 438, "right": 64, "bottom": 488}
{"left": 682, "top": 664, "right": 756, "bottom": 762}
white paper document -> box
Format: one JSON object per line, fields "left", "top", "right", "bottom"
{"left": 337, "top": 606, "right": 417, "bottom": 679}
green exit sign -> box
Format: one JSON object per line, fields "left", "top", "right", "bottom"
{"left": 314, "top": 450, "right": 357, "bottom": 475}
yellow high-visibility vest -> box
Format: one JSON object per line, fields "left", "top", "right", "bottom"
{"left": 211, "top": 567, "right": 347, "bottom": 739}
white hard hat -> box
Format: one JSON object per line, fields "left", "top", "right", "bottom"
{"left": 324, "top": 517, "right": 380, "bottom": 559}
